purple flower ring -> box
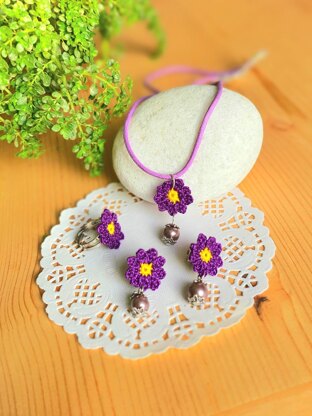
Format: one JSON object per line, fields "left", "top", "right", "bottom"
{"left": 97, "top": 208, "right": 124, "bottom": 249}
{"left": 188, "top": 233, "right": 223, "bottom": 277}
{"left": 126, "top": 248, "right": 166, "bottom": 291}
{"left": 154, "top": 178, "right": 193, "bottom": 217}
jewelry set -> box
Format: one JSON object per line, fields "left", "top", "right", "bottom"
{"left": 76, "top": 205, "right": 222, "bottom": 318}
{"left": 75, "top": 55, "right": 264, "bottom": 317}
{"left": 76, "top": 66, "right": 228, "bottom": 318}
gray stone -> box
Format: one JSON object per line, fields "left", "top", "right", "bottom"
{"left": 113, "top": 85, "right": 263, "bottom": 202}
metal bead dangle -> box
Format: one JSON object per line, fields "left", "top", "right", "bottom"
{"left": 154, "top": 175, "right": 193, "bottom": 245}
{"left": 125, "top": 248, "right": 166, "bottom": 318}
{"left": 162, "top": 221, "right": 180, "bottom": 246}
{"left": 75, "top": 208, "right": 124, "bottom": 250}
{"left": 187, "top": 233, "right": 223, "bottom": 307}
{"left": 130, "top": 290, "right": 150, "bottom": 317}
{"left": 188, "top": 278, "right": 209, "bottom": 306}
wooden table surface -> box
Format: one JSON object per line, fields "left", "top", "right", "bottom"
{"left": 1, "top": 1, "right": 311, "bottom": 415}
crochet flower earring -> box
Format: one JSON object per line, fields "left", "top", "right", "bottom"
{"left": 125, "top": 248, "right": 166, "bottom": 317}
{"left": 187, "top": 234, "right": 223, "bottom": 306}
{"left": 76, "top": 208, "right": 124, "bottom": 250}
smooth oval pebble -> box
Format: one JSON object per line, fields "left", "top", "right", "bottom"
{"left": 113, "top": 85, "right": 263, "bottom": 202}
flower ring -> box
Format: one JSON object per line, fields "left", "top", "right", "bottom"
{"left": 97, "top": 209, "right": 124, "bottom": 249}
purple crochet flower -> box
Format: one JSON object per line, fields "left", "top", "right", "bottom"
{"left": 126, "top": 248, "right": 166, "bottom": 291}
{"left": 154, "top": 178, "right": 193, "bottom": 216}
{"left": 188, "top": 234, "right": 223, "bottom": 277}
{"left": 97, "top": 209, "right": 124, "bottom": 249}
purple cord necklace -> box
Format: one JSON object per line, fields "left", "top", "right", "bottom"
{"left": 124, "top": 81, "right": 222, "bottom": 180}
{"left": 123, "top": 54, "right": 264, "bottom": 245}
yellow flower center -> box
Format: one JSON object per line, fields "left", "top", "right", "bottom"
{"left": 140, "top": 262, "right": 153, "bottom": 277}
{"left": 107, "top": 221, "right": 115, "bottom": 235}
{"left": 167, "top": 188, "right": 180, "bottom": 204}
{"left": 200, "top": 247, "right": 212, "bottom": 263}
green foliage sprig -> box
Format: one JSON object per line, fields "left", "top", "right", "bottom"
{"left": 99, "top": 0, "right": 165, "bottom": 57}
{"left": 0, "top": 0, "right": 164, "bottom": 175}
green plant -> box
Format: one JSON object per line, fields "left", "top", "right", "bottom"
{"left": 0, "top": 0, "right": 164, "bottom": 176}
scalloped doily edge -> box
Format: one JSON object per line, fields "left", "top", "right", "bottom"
{"left": 37, "top": 184, "right": 276, "bottom": 360}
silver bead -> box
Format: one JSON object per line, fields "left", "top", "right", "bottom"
{"left": 130, "top": 292, "right": 149, "bottom": 318}
{"left": 162, "top": 223, "right": 180, "bottom": 245}
{"left": 187, "top": 280, "right": 208, "bottom": 307}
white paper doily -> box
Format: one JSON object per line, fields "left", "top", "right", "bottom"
{"left": 37, "top": 183, "right": 275, "bottom": 359}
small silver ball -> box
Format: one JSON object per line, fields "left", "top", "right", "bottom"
{"left": 130, "top": 293, "right": 149, "bottom": 316}
{"left": 162, "top": 224, "right": 180, "bottom": 245}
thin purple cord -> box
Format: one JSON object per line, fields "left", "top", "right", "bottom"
{"left": 123, "top": 56, "right": 263, "bottom": 180}
{"left": 144, "top": 65, "right": 242, "bottom": 93}
{"left": 123, "top": 81, "right": 222, "bottom": 180}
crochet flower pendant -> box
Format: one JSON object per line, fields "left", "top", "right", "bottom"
{"left": 154, "top": 177, "right": 193, "bottom": 245}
